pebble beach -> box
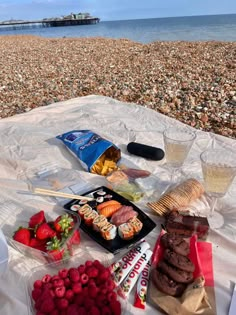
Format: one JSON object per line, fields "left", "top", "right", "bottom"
{"left": 0, "top": 35, "right": 235, "bottom": 138}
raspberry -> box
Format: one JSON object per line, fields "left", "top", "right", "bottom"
{"left": 50, "top": 309, "right": 59, "bottom": 315}
{"left": 90, "top": 306, "right": 101, "bottom": 315}
{"left": 55, "top": 297, "right": 69, "bottom": 309}
{"left": 69, "top": 268, "right": 80, "bottom": 282}
{"left": 42, "top": 274, "right": 51, "bottom": 283}
{"left": 32, "top": 288, "right": 42, "bottom": 301}
{"left": 77, "top": 307, "right": 87, "bottom": 315}
{"left": 72, "top": 282, "right": 82, "bottom": 294}
{"left": 82, "top": 287, "right": 88, "bottom": 296}
{"left": 96, "top": 293, "right": 107, "bottom": 308}
{"left": 66, "top": 304, "right": 78, "bottom": 315}
{"left": 84, "top": 297, "right": 95, "bottom": 310}
{"left": 43, "top": 282, "right": 53, "bottom": 290}
{"left": 86, "top": 266, "right": 99, "bottom": 279}
{"left": 88, "top": 284, "right": 98, "bottom": 298}
{"left": 40, "top": 297, "right": 55, "bottom": 313}
{"left": 99, "top": 285, "right": 108, "bottom": 295}
{"left": 88, "top": 279, "right": 96, "bottom": 287}
{"left": 105, "top": 279, "right": 115, "bottom": 291}
{"left": 64, "top": 277, "right": 71, "bottom": 288}
{"left": 58, "top": 268, "right": 69, "bottom": 279}
{"left": 78, "top": 264, "right": 86, "bottom": 274}
{"left": 54, "top": 286, "right": 66, "bottom": 298}
{"left": 36, "top": 311, "right": 46, "bottom": 315}
{"left": 33, "top": 279, "right": 43, "bottom": 289}
{"left": 93, "top": 260, "right": 103, "bottom": 269}
{"left": 107, "top": 291, "right": 117, "bottom": 302}
{"left": 51, "top": 275, "right": 60, "bottom": 282}
{"left": 99, "top": 269, "right": 110, "bottom": 283}
{"left": 85, "top": 260, "right": 93, "bottom": 268}
{"left": 110, "top": 300, "right": 121, "bottom": 315}
{"left": 101, "top": 306, "right": 112, "bottom": 315}
{"left": 80, "top": 273, "right": 89, "bottom": 285}
{"left": 74, "top": 294, "right": 84, "bottom": 306}
{"left": 52, "top": 279, "right": 64, "bottom": 288}
{"left": 65, "top": 289, "right": 74, "bottom": 301}
{"left": 49, "top": 289, "right": 56, "bottom": 298}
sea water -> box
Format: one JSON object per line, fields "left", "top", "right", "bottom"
{"left": 0, "top": 14, "right": 236, "bottom": 43}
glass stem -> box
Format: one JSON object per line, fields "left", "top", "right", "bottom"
{"left": 170, "top": 168, "right": 178, "bottom": 183}
{"left": 210, "top": 197, "right": 218, "bottom": 217}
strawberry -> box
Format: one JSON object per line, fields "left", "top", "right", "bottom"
{"left": 29, "top": 238, "right": 47, "bottom": 251}
{"left": 68, "top": 230, "right": 80, "bottom": 245}
{"left": 53, "top": 214, "right": 74, "bottom": 235}
{"left": 13, "top": 227, "right": 31, "bottom": 246}
{"left": 29, "top": 210, "right": 46, "bottom": 228}
{"left": 47, "top": 248, "right": 64, "bottom": 262}
{"left": 36, "top": 222, "right": 56, "bottom": 240}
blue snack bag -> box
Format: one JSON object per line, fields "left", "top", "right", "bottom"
{"left": 56, "top": 130, "right": 121, "bottom": 175}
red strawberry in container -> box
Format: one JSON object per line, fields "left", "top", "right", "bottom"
{"left": 53, "top": 214, "right": 75, "bottom": 236}
{"left": 46, "top": 236, "right": 66, "bottom": 262}
{"left": 28, "top": 210, "right": 46, "bottom": 229}
{"left": 13, "top": 227, "right": 31, "bottom": 246}
{"left": 36, "top": 222, "right": 56, "bottom": 240}
{"left": 29, "top": 238, "right": 47, "bottom": 252}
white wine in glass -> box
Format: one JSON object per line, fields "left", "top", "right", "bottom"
{"left": 163, "top": 128, "right": 196, "bottom": 182}
{"left": 200, "top": 149, "right": 236, "bottom": 228}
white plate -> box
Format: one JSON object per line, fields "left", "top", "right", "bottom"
{"left": 0, "top": 228, "right": 8, "bottom": 276}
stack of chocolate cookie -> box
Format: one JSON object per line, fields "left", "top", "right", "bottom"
{"left": 152, "top": 233, "right": 195, "bottom": 297}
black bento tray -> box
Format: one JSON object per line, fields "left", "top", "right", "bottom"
{"left": 63, "top": 186, "right": 156, "bottom": 254}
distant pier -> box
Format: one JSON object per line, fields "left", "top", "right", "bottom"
{"left": 0, "top": 16, "right": 100, "bottom": 30}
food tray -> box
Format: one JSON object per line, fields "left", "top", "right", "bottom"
{"left": 63, "top": 186, "right": 156, "bottom": 254}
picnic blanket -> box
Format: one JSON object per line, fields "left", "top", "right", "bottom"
{"left": 0, "top": 95, "right": 236, "bottom": 315}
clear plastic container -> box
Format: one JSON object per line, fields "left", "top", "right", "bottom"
{"left": 0, "top": 228, "right": 8, "bottom": 277}
{"left": 18, "top": 162, "right": 94, "bottom": 205}
{"left": 0, "top": 200, "right": 81, "bottom": 264}
{"left": 24, "top": 251, "right": 128, "bottom": 315}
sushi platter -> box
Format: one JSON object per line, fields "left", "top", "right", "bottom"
{"left": 63, "top": 186, "right": 156, "bottom": 254}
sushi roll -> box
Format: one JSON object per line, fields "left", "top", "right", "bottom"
{"left": 92, "top": 215, "right": 108, "bottom": 232}
{"left": 100, "top": 223, "right": 117, "bottom": 240}
{"left": 118, "top": 223, "right": 134, "bottom": 240}
{"left": 84, "top": 210, "right": 98, "bottom": 226}
{"left": 78, "top": 204, "right": 92, "bottom": 219}
{"left": 96, "top": 196, "right": 104, "bottom": 203}
{"left": 129, "top": 217, "right": 143, "bottom": 234}
{"left": 70, "top": 204, "right": 81, "bottom": 212}
{"left": 96, "top": 190, "right": 106, "bottom": 196}
{"left": 79, "top": 199, "right": 89, "bottom": 205}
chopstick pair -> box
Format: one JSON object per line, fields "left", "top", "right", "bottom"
{"left": 32, "top": 187, "right": 94, "bottom": 201}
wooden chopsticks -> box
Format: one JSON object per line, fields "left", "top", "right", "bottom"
{"left": 33, "top": 187, "right": 94, "bottom": 201}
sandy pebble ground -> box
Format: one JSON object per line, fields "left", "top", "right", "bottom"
{"left": 0, "top": 35, "right": 235, "bottom": 138}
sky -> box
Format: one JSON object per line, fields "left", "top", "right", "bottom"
{"left": 0, "top": 0, "right": 236, "bottom": 22}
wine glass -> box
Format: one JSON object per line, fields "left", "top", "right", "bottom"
{"left": 200, "top": 149, "right": 236, "bottom": 228}
{"left": 163, "top": 127, "right": 196, "bottom": 183}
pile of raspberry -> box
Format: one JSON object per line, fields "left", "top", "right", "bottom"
{"left": 31, "top": 259, "right": 122, "bottom": 315}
